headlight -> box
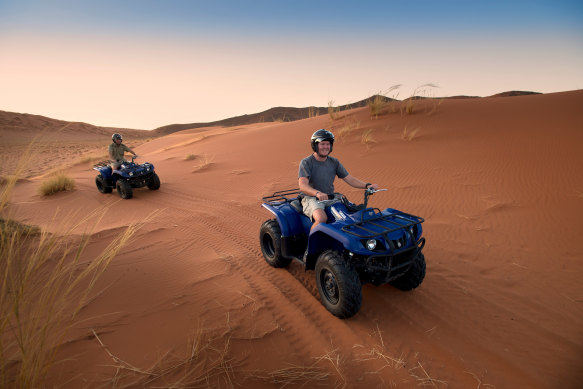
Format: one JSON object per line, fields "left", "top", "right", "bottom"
{"left": 129, "top": 172, "right": 134, "bottom": 176}
{"left": 366, "top": 239, "right": 377, "bottom": 251}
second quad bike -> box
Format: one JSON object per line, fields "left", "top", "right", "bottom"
{"left": 259, "top": 188, "right": 426, "bottom": 318}
{"left": 93, "top": 156, "right": 160, "bottom": 199}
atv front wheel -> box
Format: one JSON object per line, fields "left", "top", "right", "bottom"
{"left": 116, "top": 180, "right": 133, "bottom": 199}
{"left": 259, "top": 219, "right": 292, "bottom": 268}
{"left": 315, "top": 250, "right": 362, "bottom": 318}
{"left": 390, "top": 252, "right": 426, "bottom": 291}
{"left": 96, "top": 174, "right": 112, "bottom": 193}
{"left": 147, "top": 172, "right": 160, "bottom": 190}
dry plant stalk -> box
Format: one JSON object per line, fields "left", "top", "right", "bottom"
{"left": 0, "top": 136, "right": 146, "bottom": 388}
{"left": 361, "top": 129, "right": 377, "bottom": 148}
{"left": 336, "top": 120, "right": 360, "bottom": 141}
{"left": 409, "top": 361, "right": 447, "bottom": 388}
{"left": 368, "top": 94, "right": 386, "bottom": 118}
{"left": 328, "top": 100, "right": 340, "bottom": 120}
{"left": 192, "top": 154, "right": 215, "bottom": 172}
{"left": 94, "top": 326, "right": 236, "bottom": 388}
{"left": 401, "top": 126, "right": 421, "bottom": 141}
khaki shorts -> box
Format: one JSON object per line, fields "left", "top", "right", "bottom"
{"left": 301, "top": 195, "right": 341, "bottom": 220}
{"left": 110, "top": 160, "right": 126, "bottom": 170}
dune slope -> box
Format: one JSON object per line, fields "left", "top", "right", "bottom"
{"left": 2, "top": 90, "right": 583, "bottom": 388}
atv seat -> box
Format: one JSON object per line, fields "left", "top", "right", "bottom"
{"left": 290, "top": 199, "right": 303, "bottom": 213}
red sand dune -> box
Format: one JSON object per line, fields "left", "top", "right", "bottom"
{"left": 2, "top": 90, "right": 583, "bottom": 388}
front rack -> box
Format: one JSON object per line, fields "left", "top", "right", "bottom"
{"left": 342, "top": 211, "right": 424, "bottom": 239}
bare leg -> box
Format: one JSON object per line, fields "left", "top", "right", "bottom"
{"left": 311, "top": 208, "right": 328, "bottom": 230}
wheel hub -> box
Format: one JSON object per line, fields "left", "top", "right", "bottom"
{"left": 321, "top": 270, "right": 339, "bottom": 304}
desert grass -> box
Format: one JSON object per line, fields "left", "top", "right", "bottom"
{"left": 38, "top": 172, "right": 76, "bottom": 196}
{"left": 248, "top": 363, "right": 329, "bottom": 388}
{"left": 248, "top": 348, "right": 344, "bottom": 388}
{"left": 0, "top": 139, "right": 145, "bottom": 388}
{"left": 184, "top": 153, "right": 198, "bottom": 161}
{"left": 409, "top": 361, "right": 447, "bottom": 388}
{"left": 94, "top": 326, "right": 236, "bottom": 388}
{"left": 354, "top": 325, "right": 405, "bottom": 374}
{"left": 336, "top": 120, "right": 361, "bottom": 142}
{"left": 368, "top": 94, "right": 386, "bottom": 118}
{"left": 401, "top": 83, "right": 440, "bottom": 116}
{"left": 328, "top": 100, "right": 340, "bottom": 121}
{"left": 361, "top": 129, "right": 377, "bottom": 148}
{"left": 192, "top": 154, "right": 215, "bottom": 172}
{"left": 401, "top": 125, "right": 421, "bottom": 141}
{"left": 308, "top": 106, "right": 319, "bottom": 118}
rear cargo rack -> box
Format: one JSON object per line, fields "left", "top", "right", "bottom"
{"left": 262, "top": 189, "right": 301, "bottom": 204}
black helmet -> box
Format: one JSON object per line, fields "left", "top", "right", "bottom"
{"left": 112, "top": 133, "right": 123, "bottom": 141}
{"left": 311, "top": 129, "right": 334, "bottom": 152}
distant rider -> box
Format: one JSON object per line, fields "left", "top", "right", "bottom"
{"left": 298, "top": 129, "right": 379, "bottom": 230}
{"left": 109, "top": 133, "right": 137, "bottom": 170}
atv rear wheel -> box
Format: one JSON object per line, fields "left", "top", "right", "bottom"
{"left": 390, "top": 252, "right": 426, "bottom": 291}
{"left": 259, "top": 219, "right": 292, "bottom": 268}
{"left": 315, "top": 250, "right": 362, "bottom": 318}
{"left": 95, "top": 174, "right": 112, "bottom": 193}
{"left": 147, "top": 172, "right": 160, "bottom": 190}
{"left": 116, "top": 180, "right": 133, "bottom": 199}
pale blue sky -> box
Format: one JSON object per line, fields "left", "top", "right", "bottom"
{"left": 1, "top": 0, "right": 582, "bottom": 129}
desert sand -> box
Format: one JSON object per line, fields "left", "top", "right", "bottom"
{"left": 1, "top": 90, "right": 582, "bottom": 388}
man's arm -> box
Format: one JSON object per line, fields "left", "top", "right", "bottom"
{"left": 299, "top": 177, "right": 327, "bottom": 200}
{"left": 343, "top": 174, "right": 379, "bottom": 190}
{"left": 124, "top": 144, "right": 137, "bottom": 156}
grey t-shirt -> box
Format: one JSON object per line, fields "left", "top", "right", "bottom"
{"left": 298, "top": 155, "right": 349, "bottom": 194}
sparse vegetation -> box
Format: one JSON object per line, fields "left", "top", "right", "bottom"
{"left": 336, "top": 119, "right": 361, "bottom": 141}
{"left": 368, "top": 94, "right": 386, "bottom": 118}
{"left": 38, "top": 172, "right": 75, "bottom": 196}
{"left": 328, "top": 100, "right": 340, "bottom": 120}
{"left": 192, "top": 154, "right": 214, "bottom": 172}
{"left": 401, "top": 125, "right": 421, "bottom": 141}
{"left": 401, "top": 83, "right": 440, "bottom": 116}
{"left": 1, "top": 162, "right": 143, "bottom": 388}
{"left": 93, "top": 326, "right": 236, "bottom": 388}
{"left": 308, "top": 106, "right": 319, "bottom": 118}
{"left": 361, "top": 129, "right": 377, "bottom": 147}
{"left": 184, "top": 154, "right": 198, "bottom": 161}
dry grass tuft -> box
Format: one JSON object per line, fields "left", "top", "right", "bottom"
{"left": 336, "top": 120, "right": 361, "bottom": 141}
{"left": 409, "top": 361, "right": 447, "bottom": 388}
{"left": 354, "top": 325, "right": 405, "bottom": 373}
{"left": 38, "top": 172, "right": 75, "bottom": 196}
{"left": 328, "top": 100, "right": 340, "bottom": 121}
{"left": 361, "top": 129, "right": 377, "bottom": 148}
{"left": 94, "top": 327, "right": 236, "bottom": 388}
{"left": 0, "top": 140, "right": 146, "bottom": 388}
{"left": 184, "top": 153, "right": 198, "bottom": 161}
{"left": 308, "top": 106, "right": 319, "bottom": 118}
{"left": 401, "top": 83, "right": 440, "bottom": 116}
{"left": 401, "top": 125, "right": 421, "bottom": 141}
{"left": 249, "top": 363, "right": 329, "bottom": 388}
{"left": 192, "top": 154, "right": 215, "bottom": 172}
{"left": 368, "top": 94, "right": 386, "bottom": 118}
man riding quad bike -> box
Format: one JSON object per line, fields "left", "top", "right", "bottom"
{"left": 259, "top": 188, "right": 426, "bottom": 318}
{"left": 93, "top": 155, "right": 160, "bottom": 199}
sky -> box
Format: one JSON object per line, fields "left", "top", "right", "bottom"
{"left": 1, "top": 0, "right": 582, "bottom": 130}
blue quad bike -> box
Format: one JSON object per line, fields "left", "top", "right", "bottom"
{"left": 259, "top": 188, "right": 426, "bottom": 318}
{"left": 93, "top": 156, "right": 160, "bottom": 199}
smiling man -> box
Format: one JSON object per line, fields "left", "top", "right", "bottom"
{"left": 298, "top": 129, "right": 379, "bottom": 229}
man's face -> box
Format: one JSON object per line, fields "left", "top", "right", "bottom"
{"left": 114, "top": 138, "right": 122, "bottom": 144}
{"left": 317, "top": 140, "right": 331, "bottom": 157}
